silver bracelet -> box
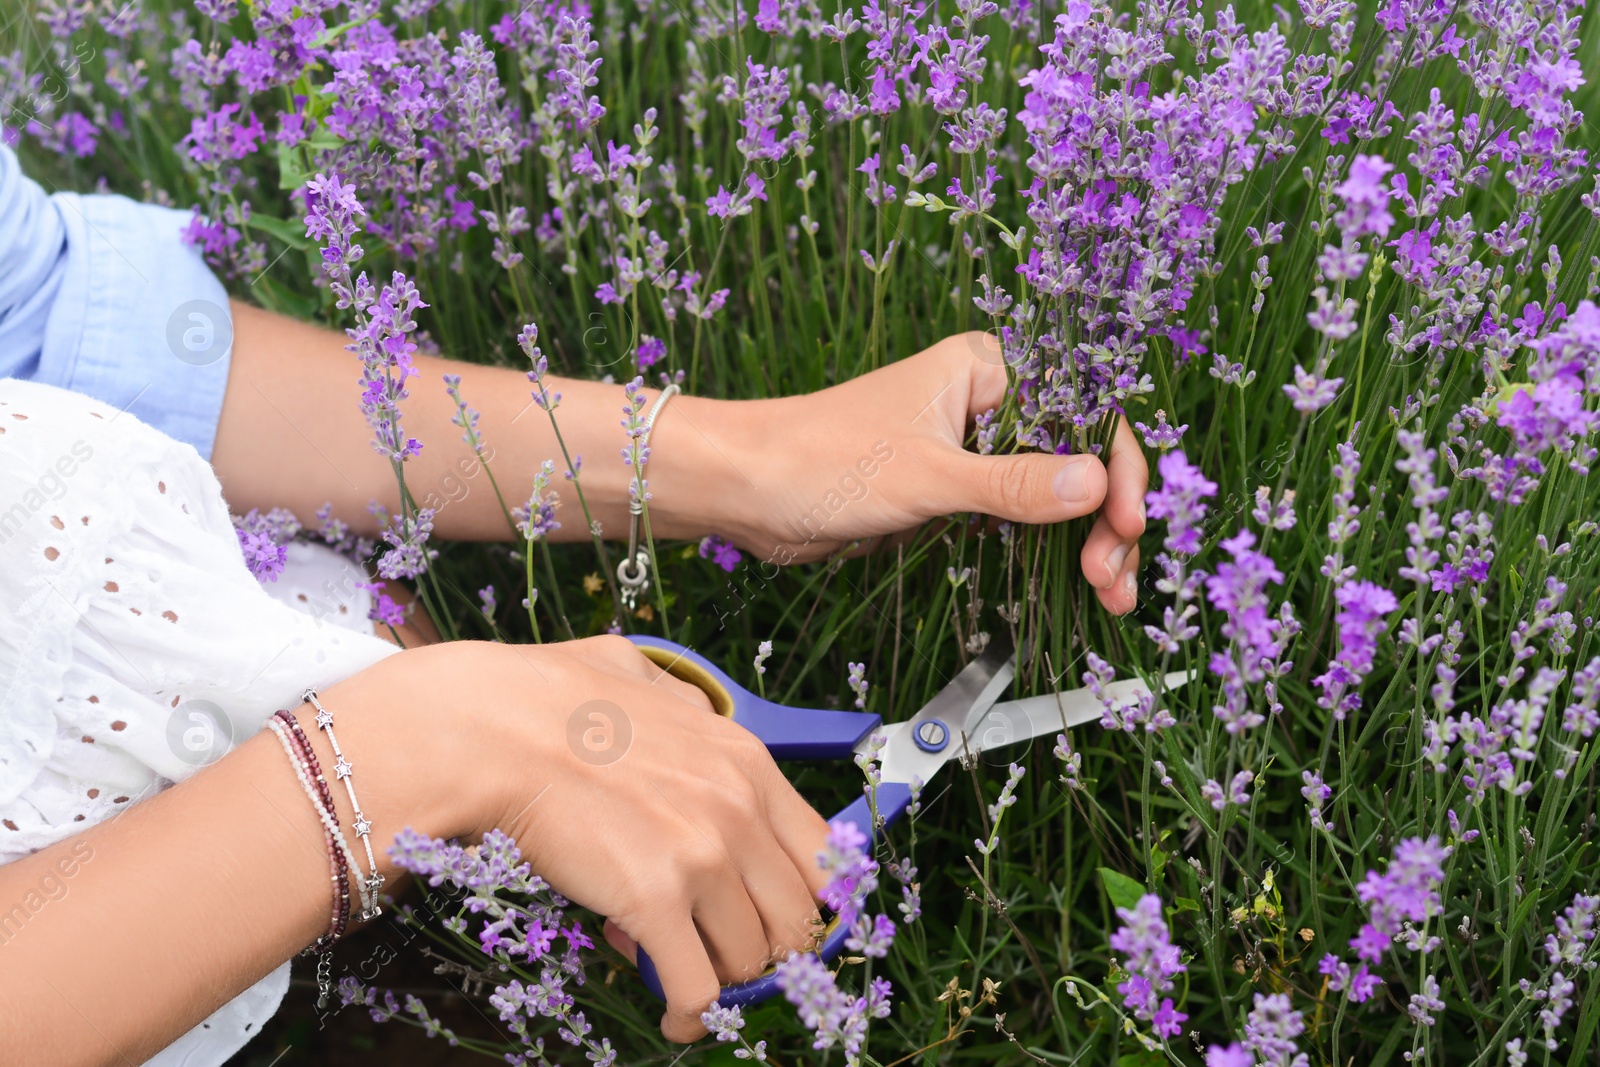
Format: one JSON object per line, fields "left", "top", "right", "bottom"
{"left": 303, "top": 688, "right": 385, "bottom": 920}
{"left": 617, "top": 382, "right": 680, "bottom": 613}
{"left": 261, "top": 717, "right": 374, "bottom": 925}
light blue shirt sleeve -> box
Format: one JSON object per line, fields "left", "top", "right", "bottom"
{"left": 0, "top": 143, "right": 233, "bottom": 459}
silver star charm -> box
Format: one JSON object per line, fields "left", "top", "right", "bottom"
{"left": 352, "top": 816, "right": 372, "bottom": 836}
{"left": 334, "top": 757, "right": 352, "bottom": 779}
{"left": 315, "top": 708, "right": 334, "bottom": 729}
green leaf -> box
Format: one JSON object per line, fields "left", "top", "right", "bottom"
{"left": 1098, "top": 867, "right": 1146, "bottom": 911}
{"left": 275, "top": 141, "right": 309, "bottom": 192}
{"left": 302, "top": 129, "right": 346, "bottom": 152}
{"left": 311, "top": 11, "right": 377, "bottom": 49}
{"left": 1118, "top": 1051, "right": 1165, "bottom": 1067}
{"left": 1174, "top": 897, "right": 1201, "bottom": 913}
{"left": 247, "top": 211, "right": 314, "bottom": 251}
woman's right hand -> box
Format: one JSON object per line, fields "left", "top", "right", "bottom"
{"left": 347, "top": 637, "right": 834, "bottom": 1041}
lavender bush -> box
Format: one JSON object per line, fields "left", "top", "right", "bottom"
{"left": 8, "top": 0, "right": 1600, "bottom": 1062}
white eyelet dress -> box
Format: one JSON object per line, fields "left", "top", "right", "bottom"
{"left": 0, "top": 377, "right": 400, "bottom": 1064}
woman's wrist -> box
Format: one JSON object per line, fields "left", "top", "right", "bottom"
{"left": 643, "top": 391, "right": 774, "bottom": 546}
{"left": 284, "top": 642, "right": 503, "bottom": 887}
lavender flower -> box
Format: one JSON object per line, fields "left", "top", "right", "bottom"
{"left": 1408, "top": 974, "right": 1445, "bottom": 1026}
{"left": 1053, "top": 733, "right": 1084, "bottom": 790}
{"left": 1206, "top": 1044, "right": 1254, "bottom": 1067}
{"left": 304, "top": 174, "right": 427, "bottom": 465}
{"left": 1201, "top": 771, "right": 1254, "bottom": 813}
{"left": 1545, "top": 893, "right": 1600, "bottom": 971}
{"left": 699, "top": 534, "right": 742, "bottom": 572}
{"left": 1283, "top": 363, "right": 1344, "bottom": 411}
{"left": 233, "top": 507, "right": 299, "bottom": 583}
{"left": 514, "top": 461, "right": 561, "bottom": 543}
{"left": 377, "top": 509, "right": 437, "bottom": 580}
{"left": 1135, "top": 411, "right": 1188, "bottom": 453}
{"left": 1109, "top": 894, "right": 1188, "bottom": 1038}
{"left": 1205, "top": 530, "right": 1290, "bottom": 733}
{"left": 237, "top": 528, "right": 287, "bottom": 582}
{"left": 975, "top": 763, "right": 1024, "bottom": 856}
{"left": 1319, "top": 954, "right": 1382, "bottom": 1003}
{"left": 847, "top": 661, "right": 869, "bottom": 710}
{"left": 702, "top": 1002, "right": 768, "bottom": 1061}
{"left": 1146, "top": 451, "right": 1217, "bottom": 557}
{"left": 773, "top": 952, "right": 889, "bottom": 1062}
{"left": 1300, "top": 770, "right": 1333, "bottom": 832}
{"left": 817, "top": 819, "right": 877, "bottom": 928}
{"left": 1242, "top": 992, "right": 1309, "bottom": 1067}
{"left": 1351, "top": 836, "right": 1449, "bottom": 962}
{"left": 1315, "top": 580, "right": 1397, "bottom": 718}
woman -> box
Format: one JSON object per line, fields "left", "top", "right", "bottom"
{"left": 0, "top": 142, "right": 1148, "bottom": 1065}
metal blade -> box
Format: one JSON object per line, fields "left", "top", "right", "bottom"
{"left": 964, "top": 670, "right": 1194, "bottom": 759}
{"left": 899, "top": 633, "right": 1018, "bottom": 742}
{"left": 868, "top": 636, "right": 1018, "bottom": 787}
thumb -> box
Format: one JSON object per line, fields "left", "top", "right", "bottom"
{"left": 947, "top": 451, "right": 1108, "bottom": 523}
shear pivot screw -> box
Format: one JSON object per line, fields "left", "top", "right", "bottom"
{"left": 914, "top": 720, "right": 950, "bottom": 753}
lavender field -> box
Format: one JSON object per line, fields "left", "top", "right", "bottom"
{"left": 6, "top": 0, "right": 1600, "bottom": 1063}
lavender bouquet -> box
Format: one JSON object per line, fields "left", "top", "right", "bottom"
{"left": 8, "top": 0, "right": 1600, "bottom": 1062}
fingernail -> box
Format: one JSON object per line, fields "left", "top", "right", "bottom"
{"left": 1122, "top": 569, "right": 1138, "bottom": 603}
{"left": 1137, "top": 499, "right": 1147, "bottom": 526}
{"left": 1104, "top": 543, "right": 1129, "bottom": 586}
{"left": 1054, "top": 459, "right": 1092, "bottom": 503}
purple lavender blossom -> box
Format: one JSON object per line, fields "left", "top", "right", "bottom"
{"left": 1300, "top": 770, "right": 1333, "bottom": 832}
{"left": 636, "top": 335, "right": 667, "bottom": 372}
{"left": 1205, "top": 530, "right": 1291, "bottom": 733}
{"left": 1206, "top": 1044, "right": 1254, "bottom": 1067}
{"left": 773, "top": 952, "right": 889, "bottom": 1059}
{"left": 846, "top": 662, "right": 869, "bottom": 711}
{"left": 1332, "top": 154, "right": 1396, "bottom": 239}
{"left": 1315, "top": 580, "right": 1397, "bottom": 718}
{"left": 1351, "top": 836, "right": 1449, "bottom": 963}
{"left": 817, "top": 819, "right": 878, "bottom": 927}
{"left": 1283, "top": 363, "right": 1344, "bottom": 411}
{"left": 1002, "top": 0, "right": 1287, "bottom": 448}
{"left": 377, "top": 508, "right": 437, "bottom": 580}
{"left": 1108, "top": 894, "right": 1187, "bottom": 1039}
{"left": 236, "top": 529, "right": 287, "bottom": 582}
{"left": 702, "top": 1001, "right": 767, "bottom": 1061}
{"left": 1242, "top": 992, "right": 1309, "bottom": 1067}
{"left": 1135, "top": 411, "right": 1189, "bottom": 453}
{"left": 699, "top": 534, "right": 742, "bottom": 572}
{"left": 232, "top": 507, "right": 300, "bottom": 583}
{"left": 514, "top": 461, "right": 561, "bottom": 543}
{"left": 1145, "top": 451, "right": 1217, "bottom": 557}
{"left": 1319, "top": 954, "right": 1383, "bottom": 1003}
{"left": 303, "top": 174, "right": 428, "bottom": 466}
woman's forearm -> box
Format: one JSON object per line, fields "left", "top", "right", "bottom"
{"left": 212, "top": 308, "right": 1148, "bottom": 611}
{"left": 0, "top": 634, "right": 845, "bottom": 1050}
{"left": 0, "top": 647, "right": 477, "bottom": 1067}
{"left": 212, "top": 301, "right": 752, "bottom": 543}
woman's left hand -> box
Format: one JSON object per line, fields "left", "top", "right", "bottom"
{"left": 219, "top": 309, "right": 1146, "bottom": 612}
{"left": 653, "top": 332, "right": 1149, "bottom": 614}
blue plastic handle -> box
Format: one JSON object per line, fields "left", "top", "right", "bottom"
{"left": 622, "top": 635, "right": 906, "bottom": 1008}
{"left": 628, "top": 635, "right": 881, "bottom": 759}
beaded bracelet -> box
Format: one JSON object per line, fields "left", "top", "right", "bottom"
{"left": 302, "top": 688, "right": 385, "bottom": 919}
{"left": 263, "top": 715, "right": 351, "bottom": 1009}
{"left": 271, "top": 710, "right": 359, "bottom": 935}
{"left": 263, "top": 713, "right": 371, "bottom": 920}
{"left": 263, "top": 718, "right": 349, "bottom": 943}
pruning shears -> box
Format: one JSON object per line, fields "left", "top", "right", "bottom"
{"left": 624, "top": 633, "right": 1189, "bottom": 1007}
